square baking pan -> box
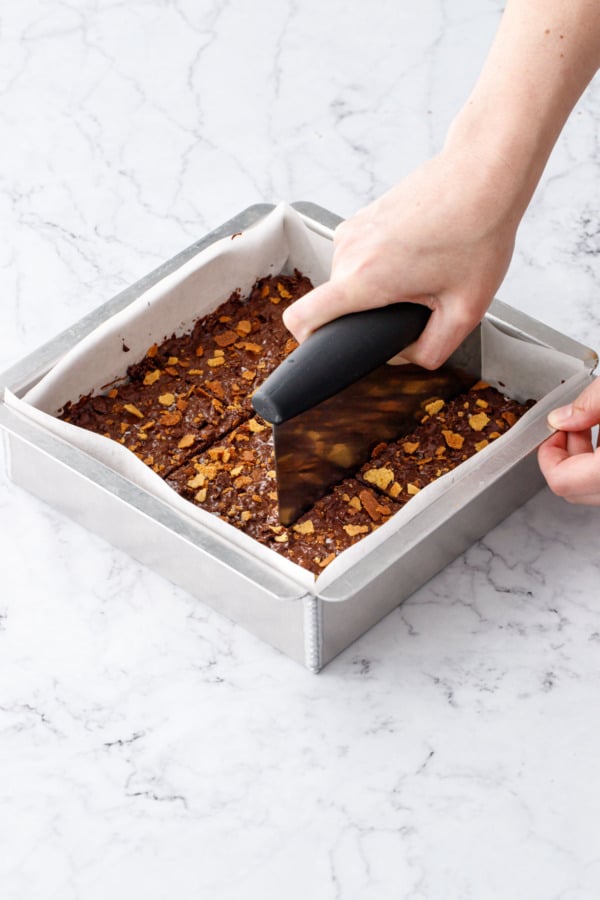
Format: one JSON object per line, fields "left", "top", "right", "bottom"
{"left": 1, "top": 202, "right": 597, "bottom": 671}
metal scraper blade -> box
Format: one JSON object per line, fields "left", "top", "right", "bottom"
{"left": 251, "top": 304, "right": 481, "bottom": 526}
{"left": 271, "top": 361, "right": 477, "bottom": 525}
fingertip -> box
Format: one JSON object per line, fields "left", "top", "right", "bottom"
{"left": 547, "top": 404, "right": 573, "bottom": 429}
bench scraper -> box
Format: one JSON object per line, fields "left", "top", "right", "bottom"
{"left": 252, "top": 303, "right": 478, "bottom": 525}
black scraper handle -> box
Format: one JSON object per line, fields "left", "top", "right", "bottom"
{"left": 251, "top": 303, "right": 431, "bottom": 424}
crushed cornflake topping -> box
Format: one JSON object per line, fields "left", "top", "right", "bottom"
{"left": 293, "top": 520, "right": 315, "bottom": 535}
{"left": 318, "top": 553, "right": 336, "bottom": 568}
{"left": 468, "top": 412, "right": 490, "bottom": 432}
{"left": 359, "top": 489, "right": 390, "bottom": 521}
{"left": 178, "top": 434, "right": 195, "bottom": 449}
{"left": 403, "top": 441, "right": 420, "bottom": 454}
{"left": 424, "top": 398, "right": 445, "bottom": 416}
{"left": 160, "top": 411, "right": 182, "bottom": 427}
{"left": 236, "top": 319, "right": 252, "bottom": 336}
{"left": 158, "top": 393, "right": 175, "bottom": 406}
{"left": 442, "top": 429, "right": 465, "bottom": 449}
{"left": 207, "top": 357, "right": 225, "bottom": 367}
{"left": 194, "top": 462, "right": 218, "bottom": 480}
{"left": 248, "top": 418, "right": 266, "bottom": 433}
{"left": 236, "top": 341, "right": 262, "bottom": 354}
{"left": 215, "top": 331, "right": 238, "bottom": 347}
{"left": 475, "top": 439, "right": 489, "bottom": 452}
{"left": 143, "top": 369, "right": 161, "bottom": 386}
{"left": 343, "top": 524, "right": 369, "bottom": 537}
{"left": 123, "top": 403, "right": 144, "bottom": 419}
{"left": 407, "top": 483, "right": 420, "bottom": 495}
{"left": 363, "top": 467, "right": 394, "bottom": 490}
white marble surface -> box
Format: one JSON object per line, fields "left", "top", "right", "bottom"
{"left": 2, "top": 1, "right": 600, "bottom": 898}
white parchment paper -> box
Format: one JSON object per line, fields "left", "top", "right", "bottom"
{"left": 4, "top": 203, "right": 589, "bottom": 594}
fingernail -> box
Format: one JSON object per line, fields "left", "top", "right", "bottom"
{"left": 547, "top": 404, "right": 572, "bottom": 428}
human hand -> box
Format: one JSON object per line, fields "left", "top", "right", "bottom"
{"left": 284, "top": 147, "right": 520, "bottom": 370}
{"left": 538, "top": 378, "right": 600, "bottom": 505}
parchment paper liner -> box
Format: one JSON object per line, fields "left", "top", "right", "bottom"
{"left": 5, "top": 204, "right": 586, "bottom": 594}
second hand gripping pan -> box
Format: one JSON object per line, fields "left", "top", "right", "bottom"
{"left": 252, "top": 302, "right": 479, "bottom": 525}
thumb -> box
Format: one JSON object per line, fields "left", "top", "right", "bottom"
{"left": 547, "top": 378, "right": 600, "bottom": 431}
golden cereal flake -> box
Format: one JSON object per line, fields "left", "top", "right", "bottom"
{"left": 403, "top": 441, "right": 420, "bottom": 454}
{"left": 442, "top": 429, "right": 465, "bottom": 450}
{"left": 424, "top": 398, "right": 445, "bottom": 416}
{"left": 318, "top": 553, "right": 336, "bottom": 568}
{"left": 123, "top": 403, "right": 144, "bottom": 419}
{"left": 214, "top": 330, "right": 238, "bottom": 348}
{"left": 343, "top": 524, "right": 370, "bottom": 537}
{"left": 236, "top": 319, "right": 252, "bottom": 336}
{"left": 293, "top": 520, "right": 315, "bottom": 535}
{"left": 143, "top": 369, "right": 161, "bottom": 386}
{"left": 248, "top": 418, "right": 267, "bottom": 433}
{"left": 363, "top": 467, "right": 394, "bottom": 490}
{"left": 468, "top": 411, "right": 490, "bottom": 432}
{"left": 160, "top": 411, "right": 182, "bottom": 427}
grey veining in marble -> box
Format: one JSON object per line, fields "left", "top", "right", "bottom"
{"left": 2, "top": 1, "right": 600, "bottom": 898}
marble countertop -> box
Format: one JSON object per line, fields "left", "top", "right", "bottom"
{"left": 2, "top": 2, "right": 600, "bottom": 897}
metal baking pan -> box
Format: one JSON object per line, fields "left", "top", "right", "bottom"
{"left": 1, "top": 202, "right": 597, "bottom": 671}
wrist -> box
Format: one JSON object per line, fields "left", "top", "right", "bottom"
{"left": 443, "top": 103, "right": 549, "bottom": 226}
